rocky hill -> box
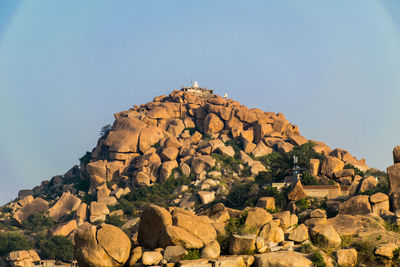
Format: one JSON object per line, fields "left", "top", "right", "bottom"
{"left": 1, "top": 88, "right": 399, "bottom": 267}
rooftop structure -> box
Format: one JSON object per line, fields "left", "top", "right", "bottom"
{"left": 181, "top": 81, "right": 214, "bottom": 97}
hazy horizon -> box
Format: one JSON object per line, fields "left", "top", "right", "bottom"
{"left": 1, "top": 0, "right": 400, "bottom": 205}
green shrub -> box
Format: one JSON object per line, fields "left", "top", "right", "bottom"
{"left": 224, "top": 182, "right": 259, "bottom": 209}
{"left": 295, "top": 198, "right": 309, "bottom": 213}
{"left": 352, "top": 239, "right": 376, "bottom": 264}
{"left": 218, "top": 211, "right": 250, "bottom": 254}
{"left": 310, "top": 249, "right": 326, "bottom": 267}
{"left": 105, "top": 215, "right": 124, "bottom": 228}
{"left": 100, "top": 124, "right": 112, "bottom": 138}
{"left": 79, "top": 151, "right": 92, "bottom": 167}
{"left": 182, "top": 249, "right": 200, "bottom": 260}
{"left": 257, "top": 142, "right": 324, "bottom": 184}
{"left": 212, "top": 153, "right": 242, "bottom": 174}
{"left": 22, "top": 212, "right": 54, "bottom": 233}
{"left": 119, "top": 174, "right": 192, "bottom": 213}
{"left": 0, "top": 232, "right": 33, "bottom": 257}
{"left": 225, "top": 140, "right": 242, "bottom": 156}
{"left": 39, "top": 235, "right": 74, "bottom": 262}
{"left": 301, "top": 171, "right": 319, "bottom": 185}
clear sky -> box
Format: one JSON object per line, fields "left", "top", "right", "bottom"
{"left": 0, "top": 0, "right": 400, "bottom": 205}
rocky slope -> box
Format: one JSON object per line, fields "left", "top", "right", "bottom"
{"left": 1, "top": 88, "right": 399, "bottom": 267}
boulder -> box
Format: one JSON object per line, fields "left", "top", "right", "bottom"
{"left": 201, "top": 240, "right": 220, "bottom": 259}
{"left": 258, "top": 221, "right": 284, "bottom": 243}
{"left": 159, "top": 160, "right": 178, "bottom": 181}
{"left": 181, "top": 163, "right": 191, "bottom": 177}
{"left": 138, "top": 126, "right": 165, "bottom": 153}
{"left": 333, "top": 248, "right": 357, "bottom": 267}
{"left": 254, "top": 251, "right": 312, "bottom": 267}
{"left": 321, "top": 156, "right": 345, "bottom": 177}
{"left": 289, "top": 135, "right": 308, "bottom": 146}
{"left": 256, "top": 197, "right": 275, "bottom": 210}
{"left": 142, "top": 251, "right": 163, "bottom": 266}
{"left": 76, "top": 203, "right": 88, "bottom": 225}
{"left": 98, "top": 196, "right": 118, "bottom": 206}
{"left": 103, "top": 118, "right": 146, "bottom": 153}
{"left": 375, "top": 243, "right": 398, "bottom": 259}
{"left": 210, "top": 256, "right": 247, "bottom": 267}
{"left": 161, "top": 147, "right": 179, "bottom": 161}
{"left": 244, "top": 207, "right": 273, "bottom": 232}
{"left": 96, "top": 184, "right": 111, "bottom": 200}
{"left": 179, "top": 259, "right": 212, "bottom": 267}
{"left": 172, "top": 209, "right": 217, "bottom": 245}
{"left": 198, "top": 191, "right": 215, "bottom": 205}
{"left": 370, "top": 193, "right": 389, "bottom": 214}
{"left": 204, "top": 113, "right": 224, "bottom": 135}
{"left": 254, "top": 123, "right": 273, "bottom": 144}
{"left": 74, "top": 223, "right": 131, "bottom": 267}
{"left": 8, "top": 250, "right": 40, "bottom": 266}
{"left": 310, "top": 224, "right": 341, "bottom": 249}
{"left": 229, "top": 234, "right": 256, "bottom": 255}
{"left": 358, "top": 176, "right": 378, "bottom": 193}
{"left": 48, "top": 192, "right": 81, "bottom": 222}
{"left": 387, "top": 163, "right": 400, "bottom": 193}
{"left": 218, "top": 146, "right": 235, "bottom": 157}
{"left": 51, "top": 219, "right": 77, "bottom": 236}
{"left": 394, "top": 145, "right": 400, "bottom": 164}
{"left": 18, "top": 195, "right": 34, "bottom": 207}
{"left": 287, "top": 181, "right": 307, "bottom": 201}
{"left": 310, "top": 209, "right": 327, "bottom": 219}
{"left": 272, "top": 118, "right": 289, "bottom": 134}
{"left": 127, "top": 246, "right": 143, "bottom": 266}
{"left": 164, "top": 246, "right": 187, "bottom": 262}
{"left": 18, "top": 190, "right": 34, "bottom": 199}
{"left": 138, "top": 205, "right": 172, "bottom": 249}
{"left": 89, "top": 201, "right": 109, "bottom": 223}
{"left": 272, "top": 211, "right": 291, "bottom": 229}
{"left": 251, "top": 142, "right": 273, "bottom": 158}
{"left": 288, "top": 224, "right": 309, "bottom": 243}
{"left": 13, "top": 198, "right": 49, "bottom": 224}
{"left": 191, "top": 155, "right": 216, "bottom": 175}
{"left": 159, "top": 225, "right": 203, "bottom": 249}
{"left": 334, "top": 169, "right": 355, "bottom": 178}
{"left": 236, "top": 108, "right": 257, "bottom": 124}
{"left": 309, "top": 159, "right": 320, "bottom": 176}
{"left": 86, "top": 160, "right": 107, "bottom": 179}
{"left": 338, "top": 195, "right": 372, "bottom": 215}
{"left": 133, "top": 172, "right": 150, "bottom": 186}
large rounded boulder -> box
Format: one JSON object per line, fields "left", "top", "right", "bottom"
{"left": 74, "top": 223, "right": 131, "bottom": 267}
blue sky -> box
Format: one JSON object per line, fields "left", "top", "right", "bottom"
{"left": 0, "top": 1, "right": 400, "bottom": 204}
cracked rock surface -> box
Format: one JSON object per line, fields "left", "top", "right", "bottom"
{"left": 74, "top": 223, "right": 131, "bottom": 267}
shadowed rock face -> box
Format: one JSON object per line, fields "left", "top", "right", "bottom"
{"left": 74, "top": 223, "right": 131, "bottom": 267}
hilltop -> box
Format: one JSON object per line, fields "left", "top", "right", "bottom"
{"left": 1, "top": 86, "right": 399, "bottom": 267}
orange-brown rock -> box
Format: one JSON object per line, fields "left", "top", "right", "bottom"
{"left": 254, "top": 123, "right": 273, "bottom": 144}
{"left": 159, "top": 160, "right": 178, "bottom": 181}
{"left": 288, "top": 181, "right": 307, "bottom": 201}
{"left": 309, "top": 159, "right": 320, "bottom": 176}
{"left": 172, "top": 209, "right": 217, "bottom": 245}
{"left": 74, "top": 223, "right": 131, "bottom": 267}
{"left": 236, "top": 107, "right": 257, "bottom": 124}
{"left": 48, "top": 192, "right": 81, "bottom": 222}
{"left": 394, "top": 145, "right": 400, "bottom": 164}
{"left": 338, "top": 195, "right": 372, "bottom": 215}
{"left": 13, "top": 198, "right": 49, "bottom": 224}
{"left": 321, "top": 156, "right": 345, "bottom": 177}
{"left": 161, "top": 147, "right": 179, "bottom": 161}
{"left": 138, "top": 126, "right": 165, "bottom": 153}
{"left": 204, "top": 113, "right": 224, "bottom": 135}
{"left": 138, "top": 205, "right": 173, "bottom": 249}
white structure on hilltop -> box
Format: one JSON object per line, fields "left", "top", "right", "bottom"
{"left": 181, "top": 80, "right": 214, "bottom": 97}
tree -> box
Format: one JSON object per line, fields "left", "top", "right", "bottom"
{"left": 100, "top": 124, "right": 112, "bottom": 138}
